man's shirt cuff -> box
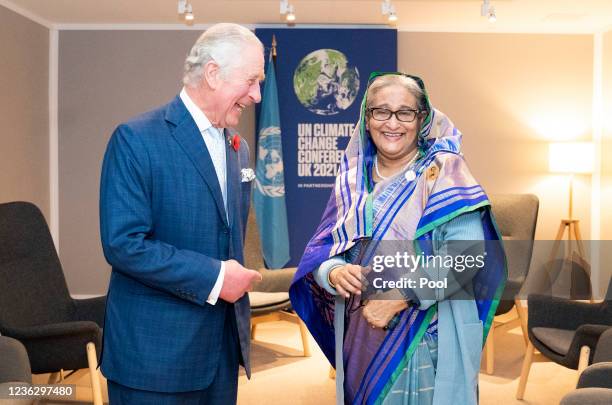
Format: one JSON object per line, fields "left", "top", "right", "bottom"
{"left": 206, "top": 261, "right": 225, "bottom": 305}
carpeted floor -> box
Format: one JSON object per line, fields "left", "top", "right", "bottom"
{"left": 237, "top": 320, "right": 578, "bottom": 405}
{"left": 36, "top": 319, "right": 578, "bottom": 404}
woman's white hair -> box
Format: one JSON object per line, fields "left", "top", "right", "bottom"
{"left": 366, "top": 75, "right": 426, "bottom": 112}
{"left": 183, "top": 23, "right": 262, "bottom": 88}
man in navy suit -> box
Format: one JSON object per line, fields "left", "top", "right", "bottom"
{"left": 99, "top": 23, "right": 264, "bottom": 404}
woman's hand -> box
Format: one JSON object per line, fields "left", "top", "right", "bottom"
{"left": 329, "top": 264, "right": 364, "bottom": 298}
{"left": 362, "top": 299, "right": 408, "bottom": 329}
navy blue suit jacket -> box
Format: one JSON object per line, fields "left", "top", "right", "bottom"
{"left": 99, "top": 95, "right": 252, "bottom": 392}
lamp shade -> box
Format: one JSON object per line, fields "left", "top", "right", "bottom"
{"left": 548, "top": 142, "right": 594, "bottom": 174}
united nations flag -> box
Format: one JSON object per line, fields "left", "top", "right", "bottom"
{"left": 253, "top": 53, "right": 290, "bottom": 268}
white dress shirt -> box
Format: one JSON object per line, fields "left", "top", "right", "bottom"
{"left": 180, "top": 88, "right": 227, "bottom": 305}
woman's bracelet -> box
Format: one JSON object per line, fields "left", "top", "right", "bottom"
{"left": 327, "top": 265, "right": 343, "bottom": 289}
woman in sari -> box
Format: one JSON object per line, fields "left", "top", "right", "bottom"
{"left": 289, "top": 73, "right": 506, "bottom": 405}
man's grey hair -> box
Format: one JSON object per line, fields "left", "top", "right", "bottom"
{"left": 183, "top": 23, "right": 263, "bottom": 88}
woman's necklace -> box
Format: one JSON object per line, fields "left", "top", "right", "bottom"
{"left": 374, "top": 152, "right": 419, "bottom": 181}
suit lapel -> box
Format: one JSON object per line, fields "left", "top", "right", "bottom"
{"left": 166, "top": 97, "right": 229, "bottom": 227}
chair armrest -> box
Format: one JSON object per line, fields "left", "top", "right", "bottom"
{"left": 561, "top": 388, "right": 612, "bottom": 405}
{"left": 528, "top": 294, "right": 610, "bottom": 330}
{"left": 3, "top": 322, "right": 102, "bottom": 374}
{"left": 565, "top": 324, "right": 612, "bottom": 364}
{"left": 72, "top": 296, "right": 106, "bottom": 327}
{"left": 574, "top": 324, "right": 612, "bottom": 341}
{"left": 3, "top": 321, "right": 100, "bottom": 341}
{"left": 253, "top": 267, "right": 297, "bottom": 293}
{"left": 577, "top": 362, "right": 612, "bottom": 389}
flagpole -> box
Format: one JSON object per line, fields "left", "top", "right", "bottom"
{"left": 271, "top": 34, "right": 277, "bottom": 65}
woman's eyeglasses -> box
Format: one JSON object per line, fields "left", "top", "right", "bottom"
{"left": 367, "top": 107, "right": 421, "bottom": 123}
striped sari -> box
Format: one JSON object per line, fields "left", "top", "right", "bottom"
{"left": 289, "top": 73, "right": 506, "bottom": 404}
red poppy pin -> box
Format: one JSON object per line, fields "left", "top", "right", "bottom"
{"left": 231, "top": 134, "right": 241, "bottom": 152}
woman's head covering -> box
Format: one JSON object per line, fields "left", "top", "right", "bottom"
{"left": 332, "top": 72, "right": 464, "bottom": 245}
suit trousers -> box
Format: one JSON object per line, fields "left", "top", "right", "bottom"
{"left": 108, "top": 305, "right": 240, "bottom": 405}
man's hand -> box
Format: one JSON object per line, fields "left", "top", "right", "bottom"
{"left": 219, "top": 260, "right": 262, "bottom": 303}
{"left": 362, "top": 299, "right": 408, "bottom": 329}
{"left": 329, "top": 264, "right": 364, "bottom": 298}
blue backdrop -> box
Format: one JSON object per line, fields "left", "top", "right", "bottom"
{"left": 255, "top": 28, "right": 397, "bottom": 267}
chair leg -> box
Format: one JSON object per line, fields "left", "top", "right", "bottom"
{"left": 516, "top": 341, "right": 535, "bottom": 400}
{"left": 514, "top": 299, "right": 529, "bottom": 347}
{"left": 577, "top": 345, "right": 590, "bottom": 374}
{"left": 47, "top": 372, "right": 60, "bottom": 384}
{"left": 298, "top": 318, "right": 311, "bottom": 357}
{"left": 329, "top": 366, "right": 336, "bottom": 380}
{"left": 87, "top": 342, "right": 103, "bottom": 405}
{"left": 485, "top": 323, "right": 495, "bottom": 374}
{"left": 251, "top": 324, "right": 257, "bottom": 340}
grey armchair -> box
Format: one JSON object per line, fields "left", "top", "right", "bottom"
{"left": 483, "top": 194, "right": 539, "bottom": 374}
{"left": 560, "top": 328, "right": 612, "bottom": 404}
{"left": 0, "top": 202, "right": 104, "bottom": 404}
{"left": 516, "top": 277, "right": 612, "bottom": 400}
{"left": 0, "top": 335, "right": 32, "bottom": 405}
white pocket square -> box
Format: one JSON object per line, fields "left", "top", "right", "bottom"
{"left": 241, "top": 168, "right": 256, "bottom": 183}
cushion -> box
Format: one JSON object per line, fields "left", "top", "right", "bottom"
{"left": 532, "top": 327, "right": 575, "bottom": 355}
{"left": 248, "top": 292, "right": 290, "bottom": 309}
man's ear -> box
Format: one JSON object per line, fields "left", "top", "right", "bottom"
{"left": 203, "top": 60, "right": 221, "bottom": 90}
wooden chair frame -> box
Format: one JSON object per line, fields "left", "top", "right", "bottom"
{"left": 251, "top": 310, "right": 311, "bottom": 357}
{"left": 43, "top": 342, "right": 103, "bottom": 405}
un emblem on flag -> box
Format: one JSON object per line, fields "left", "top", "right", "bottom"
{"left": 256, "top": 126, "right": 285, "bottom": 197}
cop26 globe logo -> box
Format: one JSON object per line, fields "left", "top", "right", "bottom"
{"left": 293, "top": 49, "right": 360, "bottom": 116}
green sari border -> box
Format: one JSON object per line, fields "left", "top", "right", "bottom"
{"left": 482, "top": 272, "right": 507, "bottom": 344}
{"left": 374, "top": 305, "right": 437, "bottom": 405}
{"left": 413, "top": 200, "right": 490, "bottom": 240}
{"left": 365, "top": 194, "right": 373, "bottom": 237}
